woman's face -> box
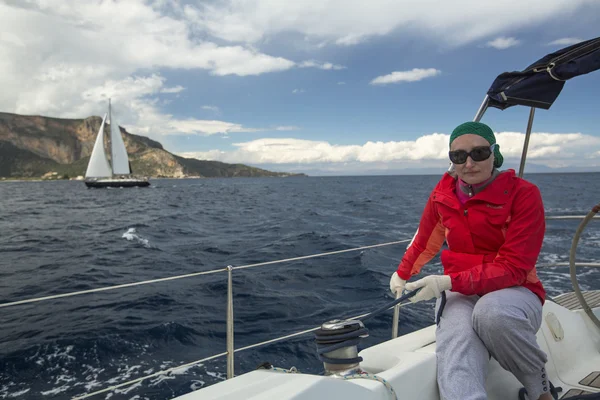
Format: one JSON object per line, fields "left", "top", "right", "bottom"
{"left": 450, "top": 134, "right": 495, "bottom": 185}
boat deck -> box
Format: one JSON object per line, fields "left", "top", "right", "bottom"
{"left": 580, "top": 371, "right": 600, "bottom": 389}
{"left": 561, "top": 371, "right": 600, "bottom": 397}
{"left": 552, "top": 292, "right": 600, "bottom": 398}
{"left": 553, "top": 290, "right": 600, "bottom": 311}
{"left": 563, "top": 388, "right": 596, "bottom": 398}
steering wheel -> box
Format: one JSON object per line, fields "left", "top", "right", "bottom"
{"left": 569, "top": 203, "right": 600, "bottom": 331}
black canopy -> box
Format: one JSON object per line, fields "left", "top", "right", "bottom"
{"left": 486, "top": 37, "right": 600, "bottom": 110}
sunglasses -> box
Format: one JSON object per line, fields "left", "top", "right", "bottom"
{"left": 449, "top": 144, "right": 495, "bottom": 165}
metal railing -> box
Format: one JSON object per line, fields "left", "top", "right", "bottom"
{"left": 66, "top": 239, "right": 412, "bottom": 399}
{"left": 1, "top": 218, "right": 599, "bottom": 400}
{"left": 546, "top": 215, "right": 600, "bottom": 220}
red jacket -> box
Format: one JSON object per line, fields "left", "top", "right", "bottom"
{"left": 396, "top": 169, "right": 546, "bottom": 303}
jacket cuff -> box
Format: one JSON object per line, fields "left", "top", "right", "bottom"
{"left": 448, "top": 271, "right": 471, "bottom": 295}
{"left": 396, "top": 267, "right": 412, "bottom": 281}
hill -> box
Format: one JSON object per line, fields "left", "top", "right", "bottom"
{"left": 0, "top": 112, "right": 304, "bottom": 179}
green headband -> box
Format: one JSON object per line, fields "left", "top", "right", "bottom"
{"left": 449, "top": 121, "right": 504, "bottom": 168}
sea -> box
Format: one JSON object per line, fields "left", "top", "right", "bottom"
{"left": 1, "top": 173, "right": 599, "bottom": 400}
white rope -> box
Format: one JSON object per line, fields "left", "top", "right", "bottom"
{"left": 0, "top": 268, "right": 227, "bottom": 309}
{"left": 267, "top": 365, "right": 397, "bottom": 399}
{"left": 235, "top": 311, "right": 371, "bottom": 353}
{"left": 0, "top": 240, "right": 410, "bottom": 309}
{"left": 0, "top": 214, "right": 595, "bottom": 310}
{"left": 232, "top": 240, "right": 412, "bottom": 271}
{"left": 537, "top": 262, "right": 600, "bottom": 268}
{"left": 3, "top": 237, "right": 597, "bottom": 310}
{"left": 270, "top": 366, "right": 299, "bottom": 373}
{"left": 267, "top": 367, "right": 397, "bottom": 399}
{"left": 343, "top": 373, "right": 398, "bottom": 400}
{"left": 545, "top": 215, "right": 600, "bottom": 220}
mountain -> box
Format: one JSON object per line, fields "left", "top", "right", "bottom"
{"left": 0, "top": 112, "right": 305, "bottom": 179}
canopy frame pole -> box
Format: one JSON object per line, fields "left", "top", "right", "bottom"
{"left": 473, "top": 95, "right": 489, "bottom": 122}
{"left": 518, "top": 107, "right": 536, "bottom": 178}
{"left": 226, "top": 265, "right": 235, "bottom": 379}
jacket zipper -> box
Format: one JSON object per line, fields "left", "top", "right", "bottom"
{"left": 464, "top": 185, "right": 473, "bottom": 216}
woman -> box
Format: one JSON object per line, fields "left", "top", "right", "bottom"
{"left": 389, "top": 121, "right": 553, "bottom": 400}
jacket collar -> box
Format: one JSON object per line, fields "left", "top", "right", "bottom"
{"left": 458, "top": 168, "right": 500, "bottom": 197}
{"left": 436, "top": 169, "right": 517, "bottom": 206}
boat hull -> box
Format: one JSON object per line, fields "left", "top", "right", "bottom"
{"left": 85, "top": 178, "right": 150, "bottom": 188}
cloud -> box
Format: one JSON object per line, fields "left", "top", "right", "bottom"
{"left": 129, "top": 103, "right": 297, "bottom": 136}
{"left": 547, "top": 37, "right": 584, "bottom": 46}
{"left": 202, "top": 105, "right": 221, "bottom": 113}
{"left": 1, "top": 2, "right": 296, "bottom": 80}
{"left": 337, "top": 82, "right": 346, "bottom": 85}
{"left": 178, "top": 131, "right": 600, "bottom": 170}
{"left": 299, "top": 61, "right": 346, "bottom": 70}
{"left": 35, "top": 73, "right": 259, "bottom": 137}
{"left": 335, "top": 34, "right": 367, "bottom": 46}
{"left": 183, "top": 0, "right": 596, "bottom": 47}
{"left": 292, "top": 89, "right": 306, "bottom": 94}
{"left": 486, "top": 37, "right": 520, "bottom": 49}
{"left": 370, "top": 68, "right": 441, "bottom": 85}
{"left": 0, "top": 1, "right": 341, "bottom": 124}
{"left": 160, "top": 86, "right": 185, "bottom": 94}
{"left": 165, "top": 120, "right": 261, "bottom": 135}
{"left": 1, "top": 0, "right": 597, "bottom": 153}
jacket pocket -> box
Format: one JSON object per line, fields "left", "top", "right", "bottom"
{"left": 441, "top": 249, "right": 485, "bottom": 274}
{"left": 472, "top": 204, "right": 511, "bottom": 229}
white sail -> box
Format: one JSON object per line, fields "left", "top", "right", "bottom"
{"left": 109, "top": 101, "right": 131, "bottom": 175}
{"left": 85, "top": 113, "right": 112, "bottom": 178}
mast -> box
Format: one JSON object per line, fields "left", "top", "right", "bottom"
{"left": 109, "top": 98, "right": 113, "bottom": 177}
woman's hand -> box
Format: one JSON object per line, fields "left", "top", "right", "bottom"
{"left": 405, "top": 275, "right": 452, "bottom": 303}
{"left": 389, "top": 272, "right": 407, "bottom": 295}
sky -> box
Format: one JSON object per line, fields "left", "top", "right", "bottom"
{"left": 1, "top": 0, "right": 600, "bottom": 175}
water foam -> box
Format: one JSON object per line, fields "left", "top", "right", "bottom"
{"left": 122, "top": 228, "right": 151, "bottom": 248}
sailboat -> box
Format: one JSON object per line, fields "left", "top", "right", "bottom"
{"left": 84, "top": 99, "right": 150, "bottom": 188}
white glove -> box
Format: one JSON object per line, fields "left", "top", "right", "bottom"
{"left": 389, "top": 272, "right": 407, "bottom": 296}
{"left": 405, "top": 275, "right": 452, "bottom": 303}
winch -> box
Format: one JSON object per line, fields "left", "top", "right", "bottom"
{"left": 314, "top": 319, "right": 369, "bottom": 377}
{"left": 313, "top": 289, "right": 419, "bottom": 377}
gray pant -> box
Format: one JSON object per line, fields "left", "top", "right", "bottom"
{"left": 436, "top": 287, "right": 549, "bottom": 400}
